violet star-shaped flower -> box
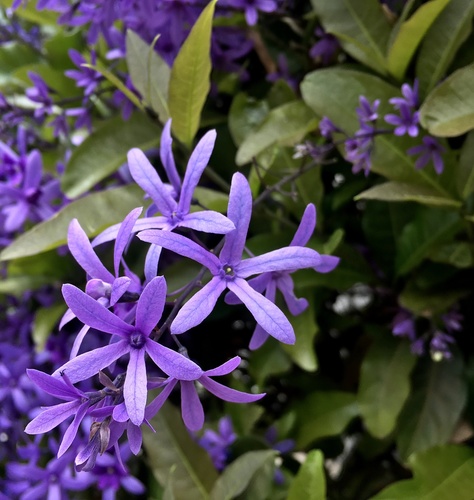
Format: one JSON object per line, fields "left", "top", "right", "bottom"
{"left": 407, "top": 136, "right": 445, "bottom": 174}
{"left": 138, "top": 172, "right": 323, "bottom": 344}
{"left": 144, "top": 356, "right": 264, "bottom": 431}
{"left": 225, "top": 203, "right": 340, "bottom": 349}
{"left": 25, "top": 370, "right": 91, "bottom": 457}
{"left": 54, "top": 276, "right": 203, "bottom": 426}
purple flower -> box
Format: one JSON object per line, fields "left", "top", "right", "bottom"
{"left": 54, "top": 276, "right": 203, "bottom": 426}
{"left": 144, "top": 356, "right": 264, "bottom": 431}
{"left": 92, "top": 120, "right": 235, "bottom": 280}
{"left": 25, "top": 371, "right": 91, "bottom": 457}
{"left": 226, "top": 0, "right": 278, "bottom": 26}
{"left": 389, "top": 80, "right": 419, "bottom": 110}
{"left": 344, "top": 126, "right": 375, "bottom": 177}
{"left": 407, "top": 136, "right": 445, "bottom": 174}
{"left": 319, "top": 116, "right": 339, "bottom": 139}
{"left": 391, "top": 308, "right": 416, "bottom": 342}
{"left": 138, "top": 172, "right": 323, "bottom": 345}
{"left": 198, "top": 415, "right": 237, "bottom": 471}
{"left": 65, "top": 49, "right": 103, "bottom": 96}
{"left": 25, "top": 72, "right": 54, "bottom": 120}
{"left": 385, "top": 104, "right": 420, "bottom": 137}
{"left": 266, "top": 54, "right": 299, "bottom": 92}
{"left": 225, "top": 203, "right": 339, "bottom": 349}
{"left": 310, "top": 27, "right": 339, "bottom": 65}
{"left": 356, "top": 96, "right": 380, "bottom": 123}
{"left": 430, "top": 330, "right": 455, "bottom": 361}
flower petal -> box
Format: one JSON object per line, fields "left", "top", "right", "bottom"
{"left": 145, "top": 339, "right": 203, "bottom": 380}
{"left": 136, "top": 276, "right": 166, "bottom": 336}
{"left": 128, "top": 148, "right": 177, "bottom": 215}
{"left": 178, "top": 129, "right": 216, "bottom": 214}
{"left": 179, "top": 211, "right": 235, "bottom": 234}
{"left": 238, "top": 246, "right": 322, "bottom": 278}
{"left": 25, "top": 400, "right": 80, "bottom": 434}
{"left": 137, "top": 230, "right": 220, "bottom": 273}
{"left": 114, "top": 207, "right": 142, "bottom": 276}
{"left": 110, "top": 276, "right": 132, "bottom": 306}
{"left": 124, "top": 348, "right": 147, "bottom": 426}
{"left": 62, "top": 284, "right": 134, "bottom": 337}
{"left": 228, "top": 278, "right": 295, "bottom": 345}
{"left": 144, "top": 243, "right": 162, "bottom": 283}
{"left": 315, "top": 254, "right": 340, "bottom": 273}
{"left": 160, "top": 119, "right": 181, "bottom": 195}
{"left": 180, "top": 381, "right": 204, "bottom": 431}
{"left": 290, "top": 203, "right": 316, "bottom": 246}
{"left": 249, "top": 324, "right": 269, "bottom": 350}
{"left": 26, "top": 369, "right": 80, "bottom": 400}
{"left": 145, "top": 380, "right": 177, "bottom": 419}
{"left": 170, "top": 277, "right": 226, "bottom": 334}
{"left": 127, "top": 421, "right": 143, "bottom": 455}
{"left": 219, "top": 172, "right": 252, "bottom": 267}
{"left": 199, "top": 375, "right": 265, "bottom": 403}
{"left": 204, "top": 356, "right": 241, "bottom": 377}
{"left": 52, "top": 340, "right": 129, "bottom": 383}
{"left": 58, "top": 401, "right": 90, "bottom": 457}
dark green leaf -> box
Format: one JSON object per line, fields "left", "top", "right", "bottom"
{"left": 228, "top": 93, "right": 270, "bottom": 147}
{"left": 358, "top": 333, "right": 416, "bottom": 439}
{"left": 287, "top": 450, "right": 326, "bottom": 500}
{"left": 143, "top": 403, "right": 218, "bottom": 500}
{"left": 354, "top": 181, "right": 461, "bottom": 208}
{"left": 386, "top": 0, "right": 450, "bottom": 80}
{"left": 396, "top": 357, "right": 467, "bottom": 461}
{"left": 0, "top": 184, "right": 145, "bottom": 261}
{"left": 456, "top": 130, "right": 474, "bottom": 199}
{"left": 311, "top": 0, "right": 390, "bottom": 74}
{"left": 429, "top": 242, "right": 473, "bottom": 268}
{"left": 126, "top": 30, "right": 170, "bottom": 122}
{"left": 295, "top": 391, "right": 359, "bottom": 448}
{"left": 168, "top": 0, "right": 216, "bottom": 147}
{"left": 235, "top": 101, "right": 318, "bottom": 166}
{"left": 210, "top": 450, "right": 277, "bottom": 500}
{"left": 372, "top": 445, "right": 474, "bottom": 499}
{"left": 32, "top": 304, "right": 67, "bottom": 351}
{"left": 61, "top": 112, "right": 161, "bottom": 198}
{"left": 395, "top": 207, "right": 462, "bottom": 275}
{"left": 420, "top": 63, "right": 474, "bottom": 137}
{"left": 248, "top": 338, "right": 292, "bottom": 387}
{"left": 416, "top": 0, "right": 474, "bottom": 96}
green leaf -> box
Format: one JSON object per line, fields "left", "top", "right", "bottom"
{"left": 210, "top": 450, "right": 277, "bottom": 500}
{"left": 4, "top": 0, "right": 58, "bottom": 24}
{"left": 429, "top": 242, "right": 473, "bottom": 268}
{"left": 0, "top": 184, "right": 145, "bottom": 261}
{"left": 228, "top": 93, "right": 270, "bottom": 147}
{"left": 311, "top": 0, "right": 390, "bottom": 74}
{"left": 0, "top": 275, "right": 54, "bottom": 295}
{"left": 396, "top": 356, "right": 467, "bottom": 461}
{"left": 456, "top": 130, "right": 474, "bottom": 198}
{"left": 168, "top": 0, "right": 216, "bottom": 147}
{"left": 61, "top": 112, "right": 161, "bottom": 198}
{"left": 143, "top": 403, "right": 218, "bottom": 500}
{"left": 386, "top": 0, "right": 451, "bottom": 80}
{"left": 420, "top": 63, "right": 474, "bottom": 137}
{"left": 282, "top": 300, "right": 319, "bottom": 372}
{"left": 32, "top": 303, "right": 67, "bottom": 352}
{"left": 295, "top": 391, "right": 359, "bottom": 448}
{"left": 358, "top": 333, "right": 417, "bottom": 439}
{"left": 395, "top": 206, "right": 462, "bottom": 275}
{"left": 235, "top": 100, "right": 318, "bottom": 166}
{"left": 372, "top": 445, "right": 474, "bottom": 499}
{"left": 287, "top": 450, "right": 326, "bottom": 500}
{"left": 248, "top": 339, "right": 292, "bottom": 387}
{"left": 354, "top": 181, "right": 461, "bottom": 208}
{"left": 301, "top": 68, "right": 450, "bottom": 197}
{"left": 125, "top": 30, "right": 170, "bottom": 122}
{"left": 416, "top": 0, "right": 474, "bottom": 96}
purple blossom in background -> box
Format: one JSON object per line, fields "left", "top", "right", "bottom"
{"left": 65, "top": 49, "right": 103, "bottom": 97}
{"left": 390, "top": 80, "right": 419, "bottom": 110}
{"left": 198, "top": 415, "right": 237, "bottom": 471}
{"left": 266, "top": 54, "right": 299, "bottom": 92}
{"left": 385, "top": 104, "right": 420, "bottom": 137}
{"left": 55, "top": 277, "right": 203, "bottom": 426}
{"left": 344, "top": 126, "right": 375, "bottom": 177}
{"left": 225, "top": 203, "right": 339, "bottom": 349}
{"left": 391, "top": 308, "right": 416, "bottom": 343}
{"left": 319, "top": 116, "right": 339, "bottom": 139}
{"left": 25, "top": 72, "right": 54, "bottom": 120}
{"left": 310, "top": 26, "right": 339, "bottom": 65}
{"left": 226, "top": 0, "right": 278, "bottom": 26}
{"left": 430, "top": 330, "right": 455, "bottom": 360}
{"left": 145, "top": 355, "right": 264, "bottom": 431}
{"left": 407, "top": 136, "right": 445, "bottom": 174}
{"left": 138, "top": 172, "right": 323, "bottom": 346}
{"left": 356, "top": 96, "right": 380, "bottom": 123}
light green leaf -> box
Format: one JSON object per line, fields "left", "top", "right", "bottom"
{"left": 420, "top": 63, "right": 474, "bottom": 137}
{"left": 210, "top": 450, "right": 277, "bottom": 500}
{"left": 282, "top": 301, "right": 318, "bottom": 372}
{"left": 168, "top": 0, "right": 216, "bottom": 147}
{"left": 386, "top": 0, "right": 451, "bottom": 80}
{"left": 0, "top": 275, "right": 54, "bottom": 295}
{"left": 354, "top": 181, "right": 461, "bottom": 208}
{"left": 287, "top": 450, "right": 326, "bottom": 500}
{"left": 295, "top": 391, "right": 359, "bottom": 448}
{"left": 311, "top": 0, "right": 390, "bottom": 74}
{"left": 61, "top": 112, "right": 161, "bottom": 198}
{"left": 456, "top": 130, "right": 474, "bottom": 198}
{"left": 143, "top": 403, "right": 218, "bottom": 500}
{"left": 372, "top": 445, "right": 474, "bottom": 499}
{"left": 228, "top": 93, "right": 270, "bottom": 147}
{"left": 0, "top": 184, "right": 145, "bottom": 261}
{"left": 301, "top": 68, "right": 450, "bottom": 197}
{"left": 126, "top": 30, "right": 170, "bottom": 122}
{"left": 235, "top": 100, "right": 318, "bottom": 166}
{"left": 32, "top": 304, "right": 67, "bottom": 352}
{"left": 4, "top": 0, "right": 58, "bottom": 24}
{"left": 396, "top": 357, "right": 467, "bottom": 461}
{"left": 358, "top": 333, "right": 417, "bottom": 439}
{"left": 416, "top": 0, "right": 474, "bottom": 96}
{"left": 395, "top": 206, "right": 462, "bottom": 275}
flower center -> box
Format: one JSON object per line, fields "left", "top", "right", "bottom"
{"left": 130, "top": 332, "right": 145, "bottom": 349}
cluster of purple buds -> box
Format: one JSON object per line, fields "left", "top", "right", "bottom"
{"left": 391, "top": 306, "right": 462, "bottom": 360}
{"left": 24, "top": 120, "right": 338, "bottom": 472}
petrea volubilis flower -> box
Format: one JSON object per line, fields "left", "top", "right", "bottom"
{"left": 226, "top": 203, "right": 339, "bottom": 349}
{"left": 138, "top": 172, "right": 323, "bottom": 345}
{"left": 407, "top": 136, "right": 445, "bottom": 174}
{"left": 55, "top": 276, "right": 202, "bottom": 426}
{"left": 198, "top": 415, "right": 237, "bottom": 471}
